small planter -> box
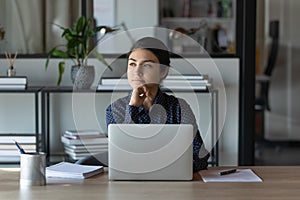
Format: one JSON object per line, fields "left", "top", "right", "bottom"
{"left": 71, "top": 65, "right": 95, "bottom": 89}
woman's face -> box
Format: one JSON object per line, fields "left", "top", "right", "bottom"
{"left": 127, "top": 48, "right": 168, "bottom": 89}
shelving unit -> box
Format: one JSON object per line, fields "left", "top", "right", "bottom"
{"left": 159, "top": 0, "right": 236, "bottom": 55}
{"left": 0, "top": 86, "right": 43, "bottom": 163}
{"left": 41, "top": 86, "right": 219, "bottom": 166}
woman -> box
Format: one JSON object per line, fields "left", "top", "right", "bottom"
{"left": 106, "top": 37, "right": 209, "bottom": 172}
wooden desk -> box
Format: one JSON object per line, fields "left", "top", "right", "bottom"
{"left": 1, "top": 166, "right": 300, "bottom": 200}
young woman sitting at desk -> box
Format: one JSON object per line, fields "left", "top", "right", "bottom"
{"left": 106, "top": 37, "right": 209, "bottom": 172}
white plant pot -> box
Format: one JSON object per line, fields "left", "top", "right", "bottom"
{"left": 71, "top": 65, "right": 95, "bottom": 89}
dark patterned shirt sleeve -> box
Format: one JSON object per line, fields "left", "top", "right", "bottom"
{"left": 177, "top": 98, "right": 209, "bottom": 172}
{"left": 127, "top": 105, "right": 151, "bottom": 124}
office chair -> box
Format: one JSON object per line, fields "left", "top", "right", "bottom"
{"left": 255, "top": 20, "right": 279, "bottom": 113}
{"left": 255, "top": 20, "right": 279, "bottom": 155}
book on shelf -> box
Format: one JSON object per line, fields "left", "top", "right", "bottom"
{"left": 64, "top": 145, "right": 108, "bottom": 153}
{"left": 61, "top": 135, "right": 108, "bottom": 145}
{"left": 64, "top": 130, "right": 107, "bottom": 139}
{"left": 100, "top": 74, "right": 206, "bottom": 85}
{"left": 0, "top": 155, "right": 20, "bottom": 162}
{"left": 98, "top": 74, "right": 211, "bottom": 91}
{"left": 97, "top": 84, "right": 209, "bottom": 91}
{"left": 64, "top": 130, "right": 105, "bottom": 136}
{"left": 165, "top": 74, "right": 206, "bottom": 80}
{"left": 66, "top": 144, "right": 108, "bottom": 150}
{"left": 161, "top": 85, "right": 208, "bottom": 91}
{"left": 64, "top": 144, "right": 107, "bottom": 160}
{"left": 46, "top": 161, "right": 104, "bottom": 179}
{"left": 0, "top": 76, "right": 27, "bottom": 85}
{"left": 64, "top": 150, "right": 102, "bottom": 159}
{"left": 0, "top": 84, "right": 27, "bottom": 90}
{"left": 65, "top": 147, "right": 107, "bottom": 155}
{"left": 66, "top": 153, "right": 89, "bottom": 160}
{"left": 162, "top": 79, "right": 209, "bottom": 85}
{"left": 0, "top": 144, "right": 36, "bottom": 150}
{"left": 100, "top": 78, "right": 129, "bottom": 85}
{"left": 63, "top": 134, "right": 107, "bottom": 140}
{"left": 0, "top": 134, "right": 36, "bottom": 144}
{"left": 100, "top": 79, "right": 209, "bottom": 86}
{"left": 0, "top": 149, "right": 20, "bottom": 156}
{"left": 97, "top": 84, "right": 132, "bottom": 91}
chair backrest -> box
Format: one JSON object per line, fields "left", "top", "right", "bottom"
{"left": 259, "top": 20, "right": 280, "bottom": 110}
{"left": 264, "top": 20, "right": 279, "bottom": 76}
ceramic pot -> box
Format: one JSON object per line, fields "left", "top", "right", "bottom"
{"left": 71, "top": 65, "right": 95, "bottom": 89}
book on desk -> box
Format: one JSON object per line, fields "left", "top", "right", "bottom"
{"left": 46, "top": 162, "right": 104, "bottom": 179}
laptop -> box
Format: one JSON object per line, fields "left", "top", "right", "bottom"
{"left": 108, "top": 124, "right": 193, "bottom": 181}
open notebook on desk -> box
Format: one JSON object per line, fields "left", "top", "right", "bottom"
{"left": 46, "top": 162, "right": 104, "bottom": 179}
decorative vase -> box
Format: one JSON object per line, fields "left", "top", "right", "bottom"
{"left": 71, "top": 65, "right": 95, "bottom": 89}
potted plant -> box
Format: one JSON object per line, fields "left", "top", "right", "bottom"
{"left": 45, "top": 15, "right": 116, "bottom": 88}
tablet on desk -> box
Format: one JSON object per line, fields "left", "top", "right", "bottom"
{"left": 108, "top": 124, "right": 193, "bottom": 181}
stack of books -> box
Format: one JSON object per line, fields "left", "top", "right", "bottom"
{"left": 0, "top": 133, "right": 37, "bottom": 162}
{"left": 61, "top": 130, "right": 108, "bottom": 161}
{"left": 97, "top": 74, "right": 211, "bottom": 91}
{"left": 0, "top": 76, "right": 27, "bottom": 90}
{"left": 161, "top": 74, "right": 211, "bottom": 91}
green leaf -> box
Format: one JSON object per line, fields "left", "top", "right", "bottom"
{"left": 75, "top": 16, "right": 86, "bottom": 33}
{"left": 51, "top": 49, "right": 70, "bottom": 58}
{"left": 92, "top": 51, "right": 112, "bottom": 71}
{"left": 57, "top": 62, "right": 65, "bottom": 85}
{"left": 45, "top": 48, "right": 56, "bottom": 69}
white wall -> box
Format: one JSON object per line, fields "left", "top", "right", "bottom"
{"left": 115, "top": 0, "right": 158, "bottom": 29}
{"left": 0, "top": 57, "right": 239, "bottom": 166}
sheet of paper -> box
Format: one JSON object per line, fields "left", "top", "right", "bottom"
{"left": 200, "top": 169, "right": 263, "bottom": 182}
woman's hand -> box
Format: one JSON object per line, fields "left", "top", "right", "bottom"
{"left": 129, "top": 84, "right": 157, "bottom": 108}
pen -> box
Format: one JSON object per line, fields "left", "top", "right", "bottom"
{"left": 219, "top": 168, "right": 237, "bottom": 176}
{"left": 13, "top": 140, "right": 26, "bottom": 154}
